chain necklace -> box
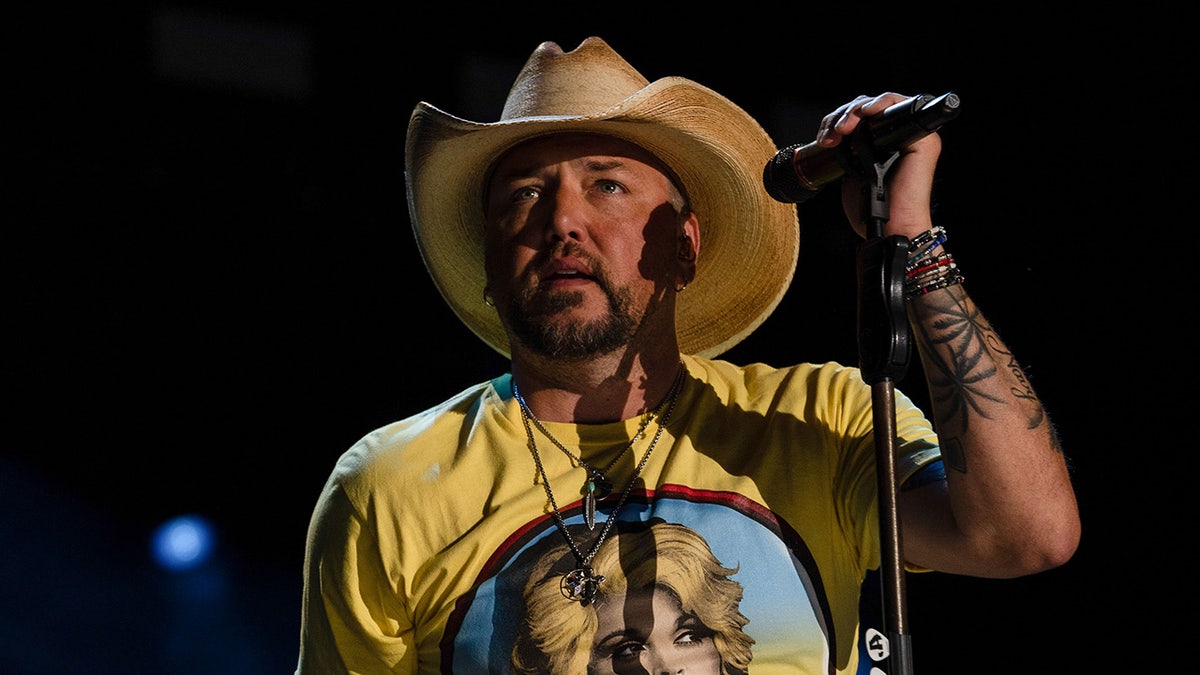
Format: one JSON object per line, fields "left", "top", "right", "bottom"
{"left": 512, "top": 363, "right": 684, "bottom": 606}
{"left": 515, "top": 376, "right": 675, "bottom": 531}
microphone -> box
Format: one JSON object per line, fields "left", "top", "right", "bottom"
{"left": 763, "top": 92, "right": 962, "bottom": 204}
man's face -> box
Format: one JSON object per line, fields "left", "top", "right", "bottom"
{"left": 483, "top": 134, "right": 695, "bottom": 360}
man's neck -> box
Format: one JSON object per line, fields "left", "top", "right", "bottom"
{"left": 510, "top": 345, "right": 683, "bottom": 424}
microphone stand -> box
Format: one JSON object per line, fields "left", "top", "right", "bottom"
{"left": 852, "top": 137, "right": 915, "bottom": 675}
{"left": 765, "top": 92, "right": 959, "bottom": 673}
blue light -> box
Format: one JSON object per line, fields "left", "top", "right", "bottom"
{"left": 151, "top": 514, "right": 215, "bottom": 571}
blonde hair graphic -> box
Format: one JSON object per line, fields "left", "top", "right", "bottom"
{"left": 511, "top": 519, "right": 753, "bottom": 674}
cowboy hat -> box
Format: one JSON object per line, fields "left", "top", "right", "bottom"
{"left": 404, "top": 36, "right": 799, "bottom": 358}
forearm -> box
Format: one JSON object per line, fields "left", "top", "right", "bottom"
{"left": 903, "top": 282, "right": 1080, "bottom": 577}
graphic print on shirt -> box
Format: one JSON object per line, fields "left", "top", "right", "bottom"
{"left": 445, "top": 488, "right": 840, "bottom": 673}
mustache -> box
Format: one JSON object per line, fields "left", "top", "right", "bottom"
{"left": 528, "top": 242, "right": 607, "bottom": 287}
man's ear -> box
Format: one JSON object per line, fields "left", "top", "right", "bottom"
{"left": 675, "top": 214, "right": 700, "bottom": 291}
{"left": 677, "top": 235, "right": 695, "bottom": 261}
{"left": 677, "top": 214, "right": 700, "bottom": 261}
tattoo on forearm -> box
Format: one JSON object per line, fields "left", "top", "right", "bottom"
{"left": 915, "top": 290, "right": 1047, "bottom": 419}
{"left": 913, "top": 292, "right": 1003, "bottom": 433}
{"left": 911, "top": 288, "right": 1060, "bottom": 473}
{"left": 986, "top": 334, "right": 1045, "bottom": 430}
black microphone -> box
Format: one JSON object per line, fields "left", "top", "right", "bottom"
{"left": 763, "top": 92, "right": 962, "bottom": 204}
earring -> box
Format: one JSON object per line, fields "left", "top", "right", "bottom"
{"left": 483, "top": 288, "right": 495, "bottom": 307}
{"left": 674, "top": 282, "right": 688, "bottom": 293}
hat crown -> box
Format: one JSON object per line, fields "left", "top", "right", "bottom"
{"left": 500, "top": 37, "right": 650, "bottom": 120}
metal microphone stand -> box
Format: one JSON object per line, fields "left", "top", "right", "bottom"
{"left": 853, "top": 141, "right": 915, "bottom": 675}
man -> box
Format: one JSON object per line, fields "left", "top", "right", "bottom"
{"left": 297, "top": 37, "right": 1080, "bottom": 673}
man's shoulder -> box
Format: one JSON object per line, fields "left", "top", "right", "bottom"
{"left": 688, "top": 355, "right": 860, "bottom": 389}
{"left": 335, "top": 377, "right": 504, "bottom": 470}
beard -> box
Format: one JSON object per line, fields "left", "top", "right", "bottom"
{"left": 506, "top": 278, "right": 636, "bottom": 360}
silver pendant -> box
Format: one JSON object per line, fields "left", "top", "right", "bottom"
{"left": 561, "top": 566, "right": 605, "bottom": 606}
{"left": 583, "top": 471, "right": 613, "bottom": 530}
{"left": 584, "top": 489, "right": 596, "bottom": 530}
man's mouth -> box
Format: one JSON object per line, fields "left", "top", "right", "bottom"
{"left": 542, "top": 270, "right": 595, "bottom": 291}
{"left": 541, "top": 256, "right": 597, "bottom": 286}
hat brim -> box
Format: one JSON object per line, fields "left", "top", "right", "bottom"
{"left": 405, "top": 76, "right": 799, "bottom": 358}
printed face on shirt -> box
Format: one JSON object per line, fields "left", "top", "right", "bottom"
{"left": 506, "top": 520, "right": 752, "bottom": 675}
{"left": 588, "top": 585, "right": 724, "bottom": 675}
{"left": 483, "top": 133, "right": 693, "bottom": 359}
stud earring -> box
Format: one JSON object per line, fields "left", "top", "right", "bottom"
{"left": 483, "top": 288, "right": 495, "bottom": 307}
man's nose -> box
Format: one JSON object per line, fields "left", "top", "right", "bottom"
{"left": 543, "top": 184, "right": 589, "bottom": 244}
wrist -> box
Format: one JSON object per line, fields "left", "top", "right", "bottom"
{"left": 904, "top": 226, "right": 964, "bottom": 300}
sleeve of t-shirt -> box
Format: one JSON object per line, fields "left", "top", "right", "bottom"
{"left": 296, "top": 479, "right": 417, "bottom": 674}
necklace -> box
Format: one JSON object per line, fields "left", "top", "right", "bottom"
{"left": 515, "top": 380, "right": 673, "bottom": 531}
{"left": 512, "top": 363, "right": 685, "bottom": 606}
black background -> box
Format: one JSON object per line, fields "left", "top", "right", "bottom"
{"left": 5, "top": 5, "right": 1188, "bottom": 673}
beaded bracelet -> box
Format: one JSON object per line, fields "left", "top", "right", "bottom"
{"left": 906, "top": 260, "right": 958, "bottom": 289}
{"left": 907, "top": 226, "right": 947, "bottom": 263}
{"left": 904, "top": 226, "right": 964, "bottom": 300}
{"left": 905, "top": 271, "right": 965, "bottom": 299}
{"left": 906, "top": 252, "right": 955, "bottom": 277}
{"left": 906, "top": 261, "right": 959, "bottom": 286}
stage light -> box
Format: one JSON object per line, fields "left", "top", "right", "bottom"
{"left": 151, "top": 514, "right": 215, "bottom": 571}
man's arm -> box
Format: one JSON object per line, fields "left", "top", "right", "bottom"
{"left": 820, "top": 91, "right": 1081, "bottom": 577}
{"left": 898, "top": 284, "right": 1080, "bottom": 577}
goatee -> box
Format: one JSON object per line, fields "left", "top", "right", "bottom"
{"left": 508, "top": 282, "right": 635, "bottom": 360}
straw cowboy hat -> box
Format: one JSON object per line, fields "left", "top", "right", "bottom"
{"left": 404, "top": 36, "right": 799, "bottom": 358}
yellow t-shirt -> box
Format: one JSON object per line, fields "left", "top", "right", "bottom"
{"left": 297, "top": 355, "right": 939, "bottom": 674}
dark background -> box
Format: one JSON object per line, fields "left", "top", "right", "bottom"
{"left": 5, "top": 5, "right": 1188, "bottom": 673}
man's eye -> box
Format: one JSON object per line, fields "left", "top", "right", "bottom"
{"left": 596, "top": 180, "right": 623, "bottom": 194}
{"left": 514, "top": 186, "right": 540, "bottom": 201}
